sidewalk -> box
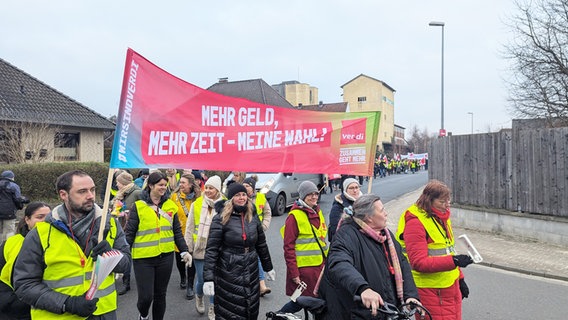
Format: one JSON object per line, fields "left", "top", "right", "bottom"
{"left": 384, "top": 187, "right": 568, "bottom": 282}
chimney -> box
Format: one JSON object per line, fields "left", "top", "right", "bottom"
{"left": 218, "top": 77, "right": 228, "bottom": 83}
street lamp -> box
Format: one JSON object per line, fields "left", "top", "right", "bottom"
{"left": 429, "top": 21, "right": 445, "bottom": 136}
{"left": 467, "top": 112, "right": 473, "bottom": 134}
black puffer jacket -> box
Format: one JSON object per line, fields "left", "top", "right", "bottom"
{"left": 328, "top": 193, "right": 355, "bottom": 243}
{"left": 203, "top": 200, "right": 273, "bottom": 320}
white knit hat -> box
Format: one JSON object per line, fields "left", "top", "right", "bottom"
{"left": 205, "top": 175, "right": 222, "bottom": 192}
{"left": 343, "top": 178, "right": 360, "bottom": 192}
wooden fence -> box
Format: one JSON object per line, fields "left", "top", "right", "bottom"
{"left": 429, "top": 123, "right": 568, "bottom": 218}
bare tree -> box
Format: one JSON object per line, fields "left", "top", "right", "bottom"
{"left": 503, "top": 0, "right": 568, "bottom": 127}
{"left": 0, "top": 120, "right": 58, "bottom": 163}
{"left": 406, "top": 125, "right": 436, "bottom": 153}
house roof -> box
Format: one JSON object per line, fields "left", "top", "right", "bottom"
{"left": 0, "top": 58, "right": 115, "bottom": 130}
{"left": 297, "top": 102, "right": 348, "bottom": 112}
{"left": 207, "top": 78, "right": 294, "bottom": 109}
{"left": 341, "top": 73, "right": 396, "bottom": 93}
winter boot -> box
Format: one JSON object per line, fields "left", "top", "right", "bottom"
{"left": 208, "top": 305, "right": 215, "bottom": 320}
{"left": 195, "top": 295, "right": 205, "bottom": 314}
{"left": 186, "top": 285, "right": 195, "bottom": 300}
{"left": 117, "top": 277, "right": 130, "bottom": 295}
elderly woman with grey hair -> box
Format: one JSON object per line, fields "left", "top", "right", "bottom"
{"left": 319, "top": 194, "right": 421, "bottom": 319}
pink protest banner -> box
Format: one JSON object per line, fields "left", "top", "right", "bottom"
{"left": 110, "top": 49, "right": 380, "bottom": 176}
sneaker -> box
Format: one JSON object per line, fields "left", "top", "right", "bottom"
{"left": 139, "top": 315, "right": 149, "bottom": 320}
{"left": 195, "top": 295, "right": 205, "bottom": 314}
{"left": 207, "top": 305, "right": 215, "bottom": 320}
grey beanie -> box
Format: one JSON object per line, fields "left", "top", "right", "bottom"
{"left": 298, "top": 180, "right": 318, "bottom": 200}
{"left": 343, "top": 178, "right": 360, "bottom": 192}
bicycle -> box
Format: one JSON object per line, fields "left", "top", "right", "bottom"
{"left": 266, "top": 295, "right": 432, "bottom": 320}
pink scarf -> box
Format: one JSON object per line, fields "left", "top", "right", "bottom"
{"left": 350, "top": 215, "right": 404, "bottom": 304}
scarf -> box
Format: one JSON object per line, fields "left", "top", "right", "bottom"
{"left": 51, "top": 204, "right": 102, "bottom": 253}
{"left": 194, "top": 195, "right": 221, "bottom": 258}
{"left": 343, "top": 190, "right": 361, "bottom": 203}
{"left": 348, "top": 214, "right": 404, "bottom": 304}
{"left": 114, "top": 183, "right": 135, "bottom": 202}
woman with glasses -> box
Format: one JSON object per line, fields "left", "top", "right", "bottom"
{"left": 396, "top": 179, "right": 474, "bottom": 320}
{"left": 281, "top": 180, "right": 328, "bottom": 300}
{"left": 328, "top": 178, "right": 362, "bottom": 243}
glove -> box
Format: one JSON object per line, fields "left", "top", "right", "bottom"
{"left": 265, "top": 269, "right": 276, "bottom": 281}
{"left": 203, "top": 281, "right": 215, "bottom": 296}
{"left": 64, "top": 295, "right": 99, "bottom": 317}
{"left": 453, "top": 254, "right": 474, "bottom": 268}
{"left": 459, "top": 278, "right": 469, "bottom": 299}
{"left": 91, "top": 240, "right": 112, "bottom": 261}
{"left": 181, "top": 251, "right": 192, "bottom": 267}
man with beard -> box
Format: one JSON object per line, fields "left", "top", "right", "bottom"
{"left": 13, "top": 170, "right": 131, "bottom": 319}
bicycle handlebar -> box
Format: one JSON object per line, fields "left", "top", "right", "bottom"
{"left": 353, "top": 295, "right": 432, "bottom": 320}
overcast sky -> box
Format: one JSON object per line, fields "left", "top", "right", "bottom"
{"left": 1, "top": 1, "right": 517, "bottom": 137}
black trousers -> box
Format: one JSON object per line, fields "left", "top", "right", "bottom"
{"left": 174, "top": 251, "right": 196, "bottom": 287}
{"left": 133, "top": 252, "right": 174, "bottom": 320}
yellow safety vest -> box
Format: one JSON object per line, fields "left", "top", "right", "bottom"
{"left": 190, "top": 197, "right": 204, "bottom": 241}
{"left": 0, "top": 234, "right": 24, "bottom": 289}
{"left": 396, "top": 204, "right": 459, "bottom": 288}
{"left": 280, "top": 209, "right": 328, "bottom": 267}
{"left": 131, "top": 200, "right": 177, "bottom": 259}
{"left": 32, "top": 218, "right": 119, "bottom": 319}
{"left": 254, "top": 193, "right": 267, "bottom": 221}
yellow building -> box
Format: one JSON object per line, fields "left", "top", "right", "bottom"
{"left": 341, "top": 74, "right": 395, "bottom": 153}
{"left": 272, "top": 80, "right": 319, "bottom": 107}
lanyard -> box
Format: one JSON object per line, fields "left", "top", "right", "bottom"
{"left": 430, "top": 216, "right": 454, "bottom": 254}
{"left": 68, "top": 217, "right": 96, "bottom": 268}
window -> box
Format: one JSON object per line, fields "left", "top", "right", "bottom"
{"left": 54, "top": 132, "right": 80, "bottom": 161}
{"left": 357, "top": 96, "right": 367, "bottom": 102}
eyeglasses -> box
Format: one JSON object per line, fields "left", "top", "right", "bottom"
{"left": 306, "top": 192, "right": 319, "bottom": 197}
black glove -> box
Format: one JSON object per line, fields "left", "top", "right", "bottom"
{"left": 453, "top": 254, "right": 474, "bottom": 268}
{"left": 459, "top": 278, "right": 469, "bottom": 299}
{"left": 91, "top": 240, "right": 112, "bottom": 261}
{"left": 64, "top": 295, "right": 99, "bottom": 317}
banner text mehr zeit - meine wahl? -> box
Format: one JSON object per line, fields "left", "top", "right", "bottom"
{"left": 146, "top": 105, "right": 329, "bottom": 156}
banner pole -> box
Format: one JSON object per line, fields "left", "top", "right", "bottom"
{"left": 367, "top": 174, "right": 374, "bottom": 194}
{"left": 98, "top": 169, "right": 115, "bottom": 242}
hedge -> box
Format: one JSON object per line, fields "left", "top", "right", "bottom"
{"left": 0, "top": 162, "right": 230, "bottom": 207}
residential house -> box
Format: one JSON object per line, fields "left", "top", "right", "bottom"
{"left": 341, "top": 74, "right": 396, "bottom": 154}
{"left": 0, "top": 58, "right": 115, "bottom": 163}
{"left": 208, "top": 78, "right": 294, "bottom": 108}
{"left": 272, "top": 80, "right": 318, "bottom": 107}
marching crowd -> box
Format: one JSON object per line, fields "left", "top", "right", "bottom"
{"left": 0, "top": 168, "right": 473, "bottom": 320}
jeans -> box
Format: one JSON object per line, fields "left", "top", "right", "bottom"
{"left": 258, "top": 258, "right": 265, "bottom": 281}
{"left": 194, "top": 259, "right": 214, "bottom": 303}
{"left": 133, "top": 252, "right": 174, "bottom": 320}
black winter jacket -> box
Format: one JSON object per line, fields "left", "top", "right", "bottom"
{"left": 319, "top": 218, "right": 419, "bottom": 320}
{"left": 328, "top": 193, "right": 355, "bottom": 243}
{"left": 0, "top": 178, "right": 23, "bottom": 220}
{"left": 203, "top": 200, "right": 273, "bottom": 320}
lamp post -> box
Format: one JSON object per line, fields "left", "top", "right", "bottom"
{"left": 429, "top": 21, "right": 445, "bottom": 136}
{"left": 467, "top": 112, "right": 473, "bottom": 134}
